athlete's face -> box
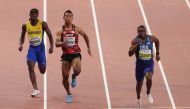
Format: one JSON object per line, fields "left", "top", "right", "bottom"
{"left": 63, "top": 13, "right": 73, "bottom": 23}
{"left": 30, "top": 12, "right": 38, "bottom": 20}
{"left": 138, "top": 27, "right": 146, "bottom": 37}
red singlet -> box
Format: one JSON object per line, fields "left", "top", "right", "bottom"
{"left": 61, "top": 25, "right": 81, "bottom": 54}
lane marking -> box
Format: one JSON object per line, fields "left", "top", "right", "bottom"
{"left": 185, "top": 0, "right": 190, "bottom": 10}
{"left": 137, "top": 0, "right": 176, "bottom": 109}
{"left": 43, "top": 0, "right": 47, "bottom": 109}
{"left": 114, "top": 107, "right": 190, "bottom": 109}
{"left": 90, "top": 0, "right": 111, "bottom": 109}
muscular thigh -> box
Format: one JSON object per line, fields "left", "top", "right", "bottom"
{"left": 146, "top": 72, "right": 153, "bottom": 80}
{"left": 62, "top": 60, "right": 71, "bottom": 76}
{"left": 72, "top": 57, "right": 81, "bottom": 72}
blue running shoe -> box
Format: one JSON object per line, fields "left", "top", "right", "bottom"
{"left": 66, "top": 95, "right": 72, "bottom": 103}
{"left": 71, "top": 78, "right": 77, "bottom": 88}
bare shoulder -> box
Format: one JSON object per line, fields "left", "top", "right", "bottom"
{"left": 74, "top": 25, "right": 84, "bottom": 33}
{"left": 131, "top": 37, "right": 137, "bottom": 45}
{"left": 149, "top": 35, "right": 159, "bottom": 42}
{"left": 22, "top": 24, "right": 26, "bottom": 30}
{"left": 56, "top": 27, "right": 63, "bottom": 36}
{"left": 42, "top": 21, "right": 48, "bottom": 27}
{"left": 75, "top": 25, "right": 82, "bottom": 32}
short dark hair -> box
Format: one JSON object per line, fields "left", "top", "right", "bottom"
{"left": 30, "top": 8, "right": 39, "bottom": 14}
{"left": 64, "top": 10, "right": 73, "bottom": 16}
{"left": 137, "top": 25, "right": 146, "bottom": 30}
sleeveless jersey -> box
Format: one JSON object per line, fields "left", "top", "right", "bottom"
{"left": 61, "top": 25, "right": 81, "bottom": 54}
{"left": 26, "top": 19, "right": 43, "bottom": 46}
{"left": 135, "top": 35, "right": 153, "bottom": 61}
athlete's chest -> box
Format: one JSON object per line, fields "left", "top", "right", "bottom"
{"left": 27, "top": 24, "right": 42, "bottom": 35}
{"left": 63, "top": 30, "right": 77, "bottom": 37}
{"left": 139, "top": 40, "right": 152, "bottom": 50}
{"left": 138, "top": 40, "right": 153, "bottom": 60}
{"left": 62, "top": 30, "right": 78, "bottom": 47}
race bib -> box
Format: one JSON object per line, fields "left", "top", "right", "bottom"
{"left": 65, "top": 37, "right": 76, "bottom": 47}
{"left": 29, "top": 36, "right": 41, "bottom": 46}
{"left": 139, "top": 49, "right": 152, "bottom": 60}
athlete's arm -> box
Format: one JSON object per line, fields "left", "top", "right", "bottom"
{"left": 55, "top": 27, "right": 65, "bottom": 47}
{"left": 19, "top": 24, "right": 26, "bottom": 52}
{"left": 42, "top": 21, "right": 54, "bottom": 54}
{"left": 77, "top": 26, "right": 92, "bottom": 56}
{"left": 128, "top": 38, "right": 138, "bottom": 57}
{"left": 151, "top": 35, "right": 160, "bottom": 61}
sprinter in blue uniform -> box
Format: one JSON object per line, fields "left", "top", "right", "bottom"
{"left": 19, "top": 8, "right": 54, "bottom": 97}
{"left": 129, "top": 25, "right": 160, "bottom": 108}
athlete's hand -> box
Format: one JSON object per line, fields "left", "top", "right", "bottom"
{"left": 18, "top": 45, "right": 23, "bottom": 52}
{"left": 87, "top": 49, "right": 92, "bottom": 57}
{"left": 156, "top": 54, "right": 160, "bottom": 61}
{"left": 49, "top": 46, "right": 53, "bottom": 54}
{"left": 62, "top": 39, "right": 68, "bottom": 46}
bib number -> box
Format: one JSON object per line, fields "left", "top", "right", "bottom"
{"left": 139, "top": 49, "right": 151, "bottom": 60}
{"left": 29, "top": 37, "right": 41, "bottom": 46}
{"left": 65, "top": 37, "right": 76, "bottom": 47}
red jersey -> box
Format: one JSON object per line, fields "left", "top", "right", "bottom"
{"left": 61, "top": 25, "right": 81, "bottom": 54}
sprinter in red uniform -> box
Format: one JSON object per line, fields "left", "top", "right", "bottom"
{"left": 55, "top": 10, "right": 92, "bottom": 103}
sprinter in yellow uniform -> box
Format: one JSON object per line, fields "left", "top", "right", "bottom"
{"left": 19, "top": 8, "right": 54, "bottom": 97}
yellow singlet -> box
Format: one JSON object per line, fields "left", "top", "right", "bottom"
{"left": 26, "top": 19, "right": 43, "bottom": 46}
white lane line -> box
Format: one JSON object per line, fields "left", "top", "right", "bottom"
{"left": 90, "top": 0, "right": 111, "bottom": 109}
{"left": 185, "top": 0, "right": 190, "bottom": 10}
{"left": 43, "top": 0, "right": 47, "bottom": 109}
{"left": 115, "top": 107, "right": 190, "bottom": 109}
{"left": 137, "top": 0, "right": 176, "bottom": 109}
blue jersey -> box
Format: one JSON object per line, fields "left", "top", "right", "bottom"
{"left": 135, "top": 35, "right": 154, "bottom": 81}
{"left": 135, "top": 35, "right": 153, "bottom": 62}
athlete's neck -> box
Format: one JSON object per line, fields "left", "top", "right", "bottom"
{"left": 30, "top": 19, "right": 38, "bottom": 26}
{"left": 64, "top": 23, "right": 72, "bottom": 30}
{"left": 138, "top": 35, "right": 146, "bottom": 40}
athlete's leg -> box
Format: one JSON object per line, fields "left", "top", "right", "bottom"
{"left": 144, "top": 61, "right": 154, "bottom": 104}
{"left": 27, "top": 60, "right": 38, "bottom": 90}
{"left": 37, "top": 45, "right": 46, "bottom": 74}
{"left": 38, "top": 65, "right": 46, "bottom": 74}
{"left": 27, "top": 46, "right": 38, "bottom": 90}
{"left": 62, "top": 60, "right": 72, "bottom": 95}
{"left": 71, "top": 57, "right": 81, "bottom": 79}
{"left": 146, "top": 72, "right": 153, "bottom": 94}
{"left": 135, "top": 64, "right": 144, "bottom": 99}
{"left": 136, "top": 80, "right": 143, "bottom": 99}
{"left": 145, "top": 72, "right": 154, "bottom": 104}
{"left": 145, "top": 61, "right": 154, "bottom": 94}
{"left": 136, "top": 80, "right": 143, "bottom": 108}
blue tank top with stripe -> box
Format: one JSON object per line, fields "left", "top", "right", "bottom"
{"left": 135, "top": 35, "right": 153, "bottom": 61}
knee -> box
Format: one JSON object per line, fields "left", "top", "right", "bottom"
{"left": 136, "top": 81, "right": 143, "bottom": 87}
{"left": 146, "top": 73, "right": 153, "bottom": 80}
{"left": 62, "top": 74, "right": 69, "bottom": 82}
{"left": 40, "top": 68, "right": 46, "bottom": 74}
{"left": 73, "top": 68, "right": 81, "bottom": 75}
{"left": 27, "top": 64, "right": 35, "bottom": 72}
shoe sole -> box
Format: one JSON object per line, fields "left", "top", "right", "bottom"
{"left": 31, "top": 93, "right": 40, "bottom": 97}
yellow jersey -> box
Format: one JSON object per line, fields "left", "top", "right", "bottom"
{"left": 26, "top": 19, "right": 43, "bottom": 46}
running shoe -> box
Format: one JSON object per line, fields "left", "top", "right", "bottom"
{"left": 147, "top": 94, "right": 154, "bottom": 104}
{"left": 137, "top": 99, "right": 142, "bottom": 108}
{"left": 66, "top": 95, "right": 72, "bottom": 103}
{"left": 31, "top": 89, "right": 40, "bottom": 97}
{"left": 71, "top": 78, "right": 77, "bottom": 88}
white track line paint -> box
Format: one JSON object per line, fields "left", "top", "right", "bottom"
{"left": 116, "top": 107, "right": 190, "bottom": 109}
{"left": 185, "top": 0, "right": 190, "bottom": 10}
{"left": 43, "top": 0, "right": 47, "bottom": 109}
{"left": 90, "top": 0, "right": 111, "bottom": 109}
{"left": 137, "top": 0, "right": 176, "bottom": 109}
